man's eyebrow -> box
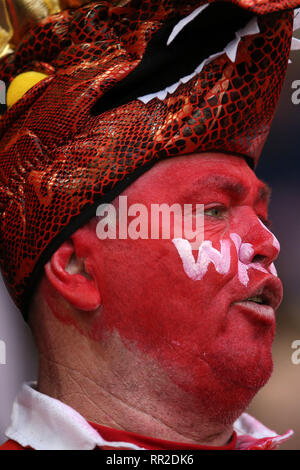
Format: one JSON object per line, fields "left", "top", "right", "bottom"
{"left": 183, "top": 175, "right": 247, "bottom": 199}
{"left": 256, "top": 183, "right": 272, "bottom": 203}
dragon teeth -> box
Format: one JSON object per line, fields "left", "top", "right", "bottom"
{"left": 138, "top": 13, "right": 260, "bottom": 104}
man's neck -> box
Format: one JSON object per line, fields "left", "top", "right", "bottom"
{"left": 30, "top": 294, "right": 239, "bottom": 448}
{"left": 36, "top": 337, "right": 235, "bottom": 447}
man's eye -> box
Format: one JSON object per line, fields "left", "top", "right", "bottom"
{"left": 204, "top": 206, "right": 226, "bottom": 218}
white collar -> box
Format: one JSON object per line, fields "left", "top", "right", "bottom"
{"left": 5, "top": 382, "right": 293, "bottom": 450}
{"left": 5, "top": 382, "right": 144, "bottom": 450}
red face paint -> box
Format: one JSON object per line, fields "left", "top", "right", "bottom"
{"left": 44, "top": 153, "right": 283, "bottom": 418}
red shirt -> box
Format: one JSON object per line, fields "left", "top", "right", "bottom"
{"left": 0, "top": 423, "right": 237, "bottom": 450}
{"left": 0, "top": 383, "right": 293, "bottom": 451}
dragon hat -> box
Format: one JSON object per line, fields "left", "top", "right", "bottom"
{"left": 0, "top": 0, "right": 300, "bottom": 315}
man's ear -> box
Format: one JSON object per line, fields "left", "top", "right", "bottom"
{"left": 45, "top": 236, "right": 101, "bottom": 311}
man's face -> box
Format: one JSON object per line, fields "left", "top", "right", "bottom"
{"left": 84, "top": 153, "right": 283, "bottom": 414}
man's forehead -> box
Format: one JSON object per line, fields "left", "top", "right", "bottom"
{"left": 128, "top": 153, "right": 272, "bottom": 202}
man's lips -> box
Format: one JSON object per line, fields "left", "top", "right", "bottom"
{"left": 232, "top": 276, "right": 283, "bottom": 324}
{"left": 233, "top": 301, "right": 275, "bottom": 324}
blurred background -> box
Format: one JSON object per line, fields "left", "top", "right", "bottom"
{"left": 0, "top": 49, "right": 300, "bottom": 450}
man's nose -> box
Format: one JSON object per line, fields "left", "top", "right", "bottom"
{"left": 239, "top": 213, "right": 280, "bottom": 268}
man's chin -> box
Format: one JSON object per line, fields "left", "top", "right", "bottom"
{"left": 192, "top": 350, "right": 274, "bottom": 425}
{"left": 207, "top": 308, "right": 276, "bottom": 391}
{"left": 207, "top": 345, "right": 274, "bottom": 394}
{"left": 223, "top": 354, "right": 273, "bottom": 391}
{"left": 166, "top": 348, "right": 274, "bottom": 426}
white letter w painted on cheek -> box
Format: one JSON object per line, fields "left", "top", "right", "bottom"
{"left": 173, "top": 231, "right": 279, "bottom": 286}
{"left": 172, "top": 238, "right": 231, "bottom": 281}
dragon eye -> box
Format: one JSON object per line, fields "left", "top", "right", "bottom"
{"left": 6, "top": 71, "right": 48, "bottom": 109}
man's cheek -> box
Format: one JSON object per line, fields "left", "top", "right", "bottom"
{"left": 204, "top": 222, "right": 228, "bottom": 241}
